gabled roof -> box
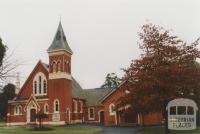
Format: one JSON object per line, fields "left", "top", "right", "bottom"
{"left": 17, "top": 60, "right": 49, "bottom": 97}
{"left": 100, "top": 80, "right": 127, "bottom": 104}
{"left": 83, "top": 88, "right": 114, "bottom": 106}
{"left": 24, "top": 94, "right": 41, "bottom": 112}
{"left": 47, "top": 22, "right": 73, "bottom": 54}
{"left": 71, "top": 77, "right": 85, "bottom": 99}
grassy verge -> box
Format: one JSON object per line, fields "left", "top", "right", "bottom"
{"left": 0, "top": 120, "right": 6, "bottom": 127}
{"left": 137, "top": 126, "right": 200, "bottom": 134}
{"left": 0, "top": 126, "right": 101, "bottom": 134}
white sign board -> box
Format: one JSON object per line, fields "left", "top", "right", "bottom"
{"left": 166, "top": 98, "right": 198, "bottom": 130}
{"left": 52, "top": 113, "right": 60, "bottom": 122}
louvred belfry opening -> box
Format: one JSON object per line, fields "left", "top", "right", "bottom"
{"left": 48, "top": 22, "right": 72, "bottom": 80}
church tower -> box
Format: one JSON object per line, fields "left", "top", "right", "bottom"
{"left": 47, "top": 22, "right": 73, "bottom": 122}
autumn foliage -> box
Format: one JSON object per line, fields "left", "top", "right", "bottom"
{"left": 118, "top": 23, "right": 200, "bottom": 133}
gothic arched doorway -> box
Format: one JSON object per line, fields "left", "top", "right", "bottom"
{"left": 99, "top": 111, "right": 104, "bottom": 124}
{"left": 30, "top": 109, "right": 36, "bottom": 122}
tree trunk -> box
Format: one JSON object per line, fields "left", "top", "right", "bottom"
{"left": 163, "top": 100, "right": 170, "bottom": 134}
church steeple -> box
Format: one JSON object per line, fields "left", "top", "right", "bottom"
{"left": 47, "top": 22, "right": 73, "bottom": 54}
{"left": 15, "top": 72, "right": 20, "bottom": 94}
{"left": 48, "top": 22, "right": 72, "bottom": 80}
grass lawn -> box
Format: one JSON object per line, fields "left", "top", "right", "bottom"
{"left": 0, "top": 120, "right": 6, "bottom": 127}
{"left": 0, "top": 126, "right": 101, "bottom": 134}
{"left": 137, "top": 126, "right": 200, "bottom": 134}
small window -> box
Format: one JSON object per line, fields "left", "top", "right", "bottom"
{"left": 170, "top": 106, "right": 176, "bottom": 115}
{"left": 39, "top": 76, "right": 42, "bottom": 94}
{"left": 177, "top": 106, "right": 186, "bottom": 115}
{"left": 57, "top": 61, "right": 61, "bottom": 72}
{"left": 18, "top": 106, "right": 22, "bottom": 114}
{"left": 73, "top": 100, "right": 77, "bottom": 113}
{"left": 44, "top": 104, "right": 49, "bottom": 113}
{"left": 109, "top": 104, "right": 116, "bottom": 115}
{"left": 52, "top": 62, "right": 56, "bottom": 73}
{"left": 34, "top": 81, "right": 37, "bottom": 94}
{"left": 15, "top": 106, "right": 18, "bottom": 115}
{"left": 187, "top": 106, "right": 194, "bottom": 115}
{"left": 43, "top": 80, "right": 47, "bottom": 93}
{"left": 80, "top": 101, "right": 83, "bottom": 113}
{"left": 88, "top": 108, "right": 95, "bottom": 119}
{"left": 14, "top": 105, "right": 22, "bottom": 115}
{"left": 54, "top": 99, "right": 59, "bottom": 112}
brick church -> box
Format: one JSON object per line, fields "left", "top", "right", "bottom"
{"left": 7, "top": 22, "right": 162, "bottom": 126}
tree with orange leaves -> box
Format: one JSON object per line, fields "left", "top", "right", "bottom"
{"left": 119, "top": 23, "right": 200, "bottom": 134}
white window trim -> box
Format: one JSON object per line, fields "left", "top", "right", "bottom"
{"left": 88, "top": 107, "right": 95, "bottom": 120}
{"left": 33, "top": 72, "right": 47, "bottom": 96}
{"left": 73, "top": 100, "right": 78, "bottom": 113}
{"left": 79, "top": 101, "right": 83, "bottom": 113}
{"left": 109, "top": 103, "right": 116, "bottom": 116}
{"left": 44, "top": 103, "right": 49, "bottom": 114}
{"left": 57, "top": 60, "right": 62, "bottom": 72}
{"left": 14, "top": 105, "right": 22, "bottom": 115}
{"left": 54, "top": 99, "right": 59, "bottom": 113}
{"left": 51, "top": 60, "right": 57, "bottom": 73}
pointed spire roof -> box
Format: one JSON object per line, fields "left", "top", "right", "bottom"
{"left": 47, "top": 22, "right": 73, "bottom": 54}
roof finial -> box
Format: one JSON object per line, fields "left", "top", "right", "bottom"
{"left": 59, "top": 15, "right": 62, "bottom": 24}
{"left": 15, "top": 72, "right": 20, "bottom": 94}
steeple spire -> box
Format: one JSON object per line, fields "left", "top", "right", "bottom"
{"left": 15, "top": 72, "right": 20, "bottom": 94}
{"left": 47, "top": 22, "right": 73, "bottom": 54}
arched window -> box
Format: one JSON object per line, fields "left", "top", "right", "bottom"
{"left": 109, "top": 104, "right": 116, "bottom": 115}
{"left": 18, "top": 105, "right": 22, "bottom": 115}
{"left": 65, "top": 60, "right": 68, "bottom": 72}
{"left": 39, "top": 76, "right": 42, "bottom": 94}
{"left": 73, "top": 100, "right": 77, "bottom": 113}
{"left": 14, "top": 105, "right": 22, "bottom": 115}
{"left": 69, "top": 62, "right": 71, "bottom": 73}
{"left": 57, "top": 61, "right": 61, "bottom": 72}
{"left": 34, "top": 81, "right": 37, "bottom": 94}
{"left": 52, "top": 62, "right": 57, "bottom": 73}
{"left": 54, "top": 99, "right": 59, "bottom": 113}
{"left": 33, "top": 72, "right": 47, "bottom": 96}
{"left": 43, "top": 80, "right": 47, "bottom": 94}
{"left": 14, "top": 106, "right": 18, "bottom": 115}
{"left": 44, "top": 104, "right": 49, "bottom": 113}
{"left": 79, "top": 101, "right": 83, "bottom": 113}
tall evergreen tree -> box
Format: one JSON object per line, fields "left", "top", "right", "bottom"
{"left": 0, "top": 38, "right": 6, "bottom": 67}
{"left": 0, "top": 83, "right": 15, "bottom": 119}
{"left": 101, "top": 73, "right": 121, "bottom": 88}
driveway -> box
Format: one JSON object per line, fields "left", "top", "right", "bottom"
{"left": 97, "top": 126, "right": 139, "bottom": 134}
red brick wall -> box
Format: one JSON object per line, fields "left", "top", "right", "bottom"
{"left": 71, "top": 99, "right": 84, "bottom": 122}
{"left": 142, "top": 112, "right": 163, "bottom": 125}
{"left": 103, "top": 84, "right": 127, "bottom": 126}
{"left": 83, "top": 106, "right": 103, "bottom": 123}
{"left": 48, "top": 52, "right": 72, "bottom": 122}
{"left": 49, "top": 53, "right": 71, "bottom": 73}
{"left": 102, "top": 82, "right": 163, "bottom": 126}
{"left": 48, "top": 78, "right": 72, "bottom": 121}
{"left": 18, "top": 61, "right": 48, "bottom": 99}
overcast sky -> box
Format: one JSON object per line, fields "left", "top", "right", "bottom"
{"left": 0, "top": 0, "right": 200, "bottom": 89}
